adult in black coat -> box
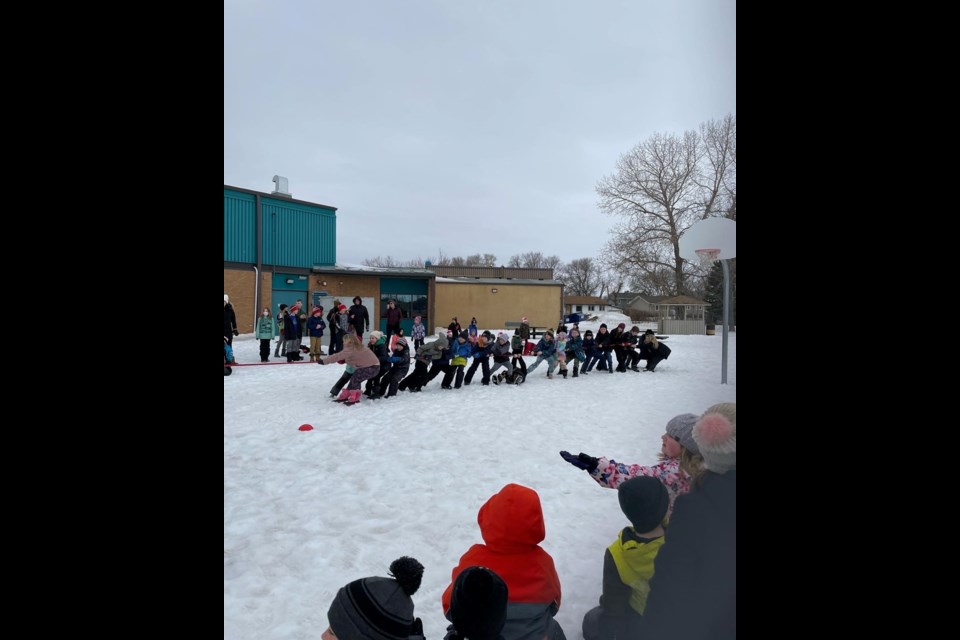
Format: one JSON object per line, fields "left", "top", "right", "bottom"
{"left": 348, "top": 296, "right": 370, "bottom": 340}
{"left": 641, "top": 334, "right": 672, "bottom": 372}
{"left": 635, "top": 404, "right": 736, "bottom": 640}
{"left": 224, "top": 295, "right": 238, "bottom": 345}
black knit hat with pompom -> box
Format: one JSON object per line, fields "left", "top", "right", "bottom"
{"left": 328, "top": 556, "right": 424, "bottom": 639}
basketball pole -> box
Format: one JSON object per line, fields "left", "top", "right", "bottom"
{"left": 721, "top": 259, "right": 730, "bottom": 384}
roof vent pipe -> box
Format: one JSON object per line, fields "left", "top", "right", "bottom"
{"left": 271, "top": 175, "right": 292, "bottom": 198}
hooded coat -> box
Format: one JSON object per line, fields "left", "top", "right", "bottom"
{"left": 442, "top": 483, "right": 562, "bottom": 640}
{"left": 636, "top": 471, "right": 736, "bottom": 640}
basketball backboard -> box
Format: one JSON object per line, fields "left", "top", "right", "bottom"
{"left": 679, "top": 217, "right": 736, "bottom": 263}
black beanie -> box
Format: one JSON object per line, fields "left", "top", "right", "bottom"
{"left": 450, "top": 566, "right": 508, "bottom": 640}
{"left": 617, "top": 476, "right": 669, "bottom": 533}
{"left": 328, "top": 557, "right": 424, "bottom": 640}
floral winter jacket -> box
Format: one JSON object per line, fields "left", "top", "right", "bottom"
{"left": 411, "top": 322, "right": 426, "bottom": 341}
{"left": 589, "top": 456, "right": 692, "bottom": 519}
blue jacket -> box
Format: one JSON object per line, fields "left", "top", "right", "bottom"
{"left": 534, "top": 338, "right": 556, "bottom": 357}
{"left": 452, "top": 340, "right": 473, "bottom": 359}
{"left": 307, "top": 316, "right": 326, "bottom": 337}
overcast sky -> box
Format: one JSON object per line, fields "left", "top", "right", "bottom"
{"left": 224, "top": 0, "right": 736, "bottom": 267}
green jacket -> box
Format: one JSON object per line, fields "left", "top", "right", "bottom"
{"left": 256, "top": 315, "right": 275, "bottom": 340}
{"left": 607, "top": 527, "right": 665, "bottom": 615}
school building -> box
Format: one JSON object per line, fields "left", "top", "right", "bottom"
{"left": 224, "top": 181, "right": 563, "bottom": 336}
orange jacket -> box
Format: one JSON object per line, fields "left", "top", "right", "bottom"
{"left": 441, "top": 483, "right": 562, "bottom": 613}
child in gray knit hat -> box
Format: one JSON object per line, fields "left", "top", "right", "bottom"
{"left": 324, "top": 557, "right": 425, "bottom": 640}
{"left": 559, "top": 413, "right": 705, "bottom": 520}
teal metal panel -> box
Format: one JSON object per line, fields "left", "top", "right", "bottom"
{"left": 224, "top": 189, "right": 257, "bottom": 263}
{"left": 272, "top": 288, "right": 309, "bottom": 337}
{"left": 272, "top": 273, "right": 312, "bottom": 291}
{"left": 263, "top": 198, "right": 336, "bottom": 268}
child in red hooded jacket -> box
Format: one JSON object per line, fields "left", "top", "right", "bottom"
{"left": 441, "top": 483, "right": 566, "bottom": 640}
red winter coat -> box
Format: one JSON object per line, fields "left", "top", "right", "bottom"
{"left": 442, "top": 484, "right": 562, "bottom": 637}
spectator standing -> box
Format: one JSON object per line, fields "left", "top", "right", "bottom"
{"left": 223, "top": 294, "right": 238, "bottom": 345}
{"left": 348, "top": 296, "right": 370, "bottom": 341}
{"left": 255, "top": 307, "right": 274, "bottom": 362}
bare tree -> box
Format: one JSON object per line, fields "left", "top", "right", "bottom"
{"left": 697, "top": 114, "right": 737, "bottom": 221}
{"left": 543, "top": 255, "right": 562, "bottom": 272}
{"left": 362, "top": 256, "right": 401, "bottom": 268}
{"left": 629, "top": 269, "right": 678, "bottom": 297}
{"left": 448, "top": 256, "right": 466, "bottom": 267}
{"left": 597, "top": 115, "right": 736, "bottom": 296}
{"left": 507, "top": 255, "right": 523, "bottom": 268}
{"left": 464, "top": 254, "right": 498, "bottom": 267}
{"left": 561, "top": 258, "right": 603, "bottom": 296}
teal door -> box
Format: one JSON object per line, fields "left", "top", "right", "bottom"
{"left": 272, "top": 273, "right": 309, "bottom": 337}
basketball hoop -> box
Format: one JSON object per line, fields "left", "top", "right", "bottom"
{"left": 694, "top": 248, "right": 721, "bottom": 267}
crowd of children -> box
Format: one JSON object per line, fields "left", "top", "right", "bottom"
{"left": 317, "top": 404, "right": 737, "bottom": 640}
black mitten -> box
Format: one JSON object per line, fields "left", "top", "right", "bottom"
{"left": 559, "top": 450, "right": 599, "bottom": 472}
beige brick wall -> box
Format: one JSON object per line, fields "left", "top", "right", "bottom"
{"left": 435, "top": 282, "right": 562, "bottom": 332}
{"left": 224, "top": 268, "right": 258, "bottom": 334}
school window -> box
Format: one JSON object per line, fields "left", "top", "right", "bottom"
{"left": 588, "top": 305, "right": 595, "bottom": 311}
{"left": 576, "top": 305, "right": 582, "bottom": 312}
{"left": 380, "top": 293, "right": 427, "bottom": 321}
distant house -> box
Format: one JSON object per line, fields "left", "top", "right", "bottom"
{"left": 606, "top": 292, "right": 637, "bottom": 309}
{"left": 607, "top": 292, "right": 670, "bottom": 318}
{"left": 563, "top": 296, "right": 608, "bottom": 319}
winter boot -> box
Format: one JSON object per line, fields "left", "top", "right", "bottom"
{"left": 560, "top": 369, "right": 567, "bottom": 379}
{"left": 344, "top": 389, "right": 362, "bottom": 405}
{"left": 334, "top": 389, "right": 351, "bottom": 403}
{"left": 572, "top": 363, "right": 579, "bottom": 378}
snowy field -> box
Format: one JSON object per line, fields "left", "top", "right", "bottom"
{"left": 224, "top": 311, "right": 736, "bottom": 639}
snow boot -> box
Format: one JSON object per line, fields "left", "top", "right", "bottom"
{"left": 334, "top": 389, "right": 351, "bottom": 403}
{"left": 344, "top": 389, "right": 362, "bottom": 405}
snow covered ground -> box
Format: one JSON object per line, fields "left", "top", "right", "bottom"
{"left": 224, "top": 311, "right": 736, "bottom": 639}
